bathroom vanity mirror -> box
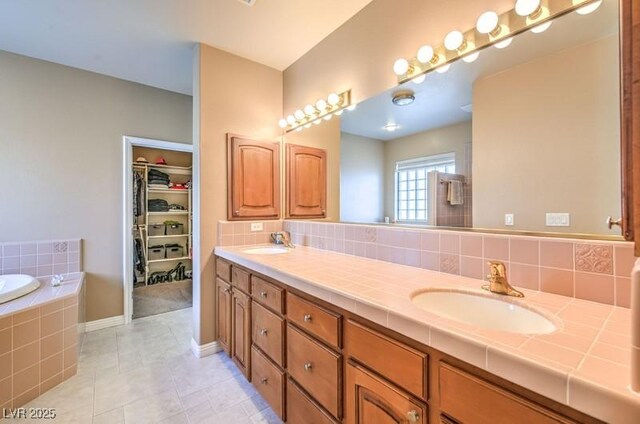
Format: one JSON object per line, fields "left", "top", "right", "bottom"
{"left": 339, "top": 0, "right": 621, "bottom": 237}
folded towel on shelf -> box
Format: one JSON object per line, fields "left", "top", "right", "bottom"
{"left": 447, "top": 180, "right": 464, "bottom": 205}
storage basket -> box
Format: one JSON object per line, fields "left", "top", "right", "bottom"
{"left": 165, "top": 223, "right": 184, "bottom": 236}
{"left": 165, "top": 244, "right": 184, "bottom": 259}
{"left": 148, "top": 223, "right": 165, "bottom": 236}
{"left": 148, "top": 245, "right": 165, "bottom": 261}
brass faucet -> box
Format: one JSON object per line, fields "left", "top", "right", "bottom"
{"left": 270, "top": 231, "right": 295, "bottom": 248}
{"left": 482, "top": 261, "right": 524, "bottom": 297}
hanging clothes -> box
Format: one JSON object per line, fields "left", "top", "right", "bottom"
{"left": 133, "top": 170, "right": 146, "bottom": 218}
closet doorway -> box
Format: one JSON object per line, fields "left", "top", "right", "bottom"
{"left": 123, "top": 136, "right": 194, "bottom": 322}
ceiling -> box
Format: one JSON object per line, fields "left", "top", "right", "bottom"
{"left": 340, "top": 0, "right": 618, "bottom": 141}
{"left": 0, "top": 0, "right": 373, "bottom": 95}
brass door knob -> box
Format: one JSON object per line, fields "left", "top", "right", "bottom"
{"left": 303, "top": 314, "right": 312, "bottom": 323}
{"left": 407, "top": 410, "right": 420, "bottom": 423}
{"left": 303, "top": 362, "right": 313, "bottom": 372}
{"left": 261, "top": 377, "right": 268, "bottom": 385}
{"left": 260, "top": 291, "right": 268, "bottom": 298}
{"left": 606, "top": 216, "right": 622, "bottom": 229}
{"left": 260, "top": 329, "right": 268, "bottom": 336}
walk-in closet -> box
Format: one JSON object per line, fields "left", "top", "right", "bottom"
{"left": 131, "top": 146, "right": 193, "bottom": 319}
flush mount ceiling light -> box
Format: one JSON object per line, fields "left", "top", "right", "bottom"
{"left": 392, "top": 90, "right": 415, "bottom": 106}
{"left": 383, "top": 123, "right": 400, "bottom": 132}
{"left": 279, "top": 90, "right": 352, "bottom": 133}
{"left": 576, "top": 0, "right": 602, "bottom": 15}
{"left": 476, "top": 11, "right": 501, "bottom": 36}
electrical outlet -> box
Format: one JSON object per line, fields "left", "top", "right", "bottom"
{"left": 250, "top": 222, "right": 263, "bottom": 232}
{"left": 546, "top": 213, "right": 570, "bottom": 227}
{"left": 504, "top": 214, "right": 514, "bottom": 226}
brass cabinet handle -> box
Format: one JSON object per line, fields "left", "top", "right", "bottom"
{"left": 303, "top": 314, "right": 312, "bottom": 323}
{"left": 260, "top": 291, "right": 268, "bottom": 298}
{"left": 407, "top": 410, "right": 420, "bottom": 423}
{"left": 607, "top": 216, "right": 622, "bottom": 229}
{"left": 223, "top": 288, "right": 231, "bottom": 293}
{"left": 303, "top": 362, "right": 313, "bottom": 372}
{"left": 234, "top": 210, "right": 240, "bottom": 216}
{"left": 260, "top": 377, "right": 268, "bottom": 385}
{"left": 260, "top": 328, "right": 268, "bottom": 336}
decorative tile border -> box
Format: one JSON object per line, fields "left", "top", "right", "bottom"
{"left": 0, "top": 240, "right": 82, "bottom": 277}
{"left": 283, "top": 221, "right": 634, "bottom": 308}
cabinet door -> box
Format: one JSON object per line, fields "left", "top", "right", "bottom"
{"left": 227, "top": 134, "right": 280, "bottom": 220}
{"left": 231, "top": 289, "right": 251, "bottom": 378}
{"left": 345, "top": 361, "right": 427, "bottom": 424}
{"left": 216, "top": 278, "right": 232, "bottom": 355}
{"left": 286, "top": 144, "right": 327, "bottom": 218}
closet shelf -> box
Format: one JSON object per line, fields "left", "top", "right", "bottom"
{"left": 148, "top": 189, "right": 190, "bottom": 194}
{"left": 147, "top": 256, "right": 192, "bottom": 264}
{"left": 147, "top": 234, "right": 190, "bottom": 239}
{"left": 148, "top": 211, "right": 190, "bottom": 216}
{"left": 146, "top": 163, "right": 192, "bottom": 175}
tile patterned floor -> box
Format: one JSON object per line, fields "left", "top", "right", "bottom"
{"left": 3, "top": 308, "right": 282, "bottom": 423}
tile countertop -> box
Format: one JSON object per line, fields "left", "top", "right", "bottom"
{"left": 215, "top": 245, "right": 640, "bottom": 424}
{"left": 0, "top": 272, "right": 84, "bottom": 318}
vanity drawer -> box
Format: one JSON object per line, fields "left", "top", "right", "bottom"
{"left": 287, "top": 324, "right": 342, "bottom": 419}
{"left": 344, "top": 320, "right": 427, "bottom": 398}
{"left": 251, "top": 276, "right": 284, "bottom": 314}
{"left": 251, "top": 345, "right": 285, "bottom": 420}
{"left": 287, "top": 293, "right": 341, "bottom": 349}
{"left": 231, "top": 266, "right": 250, "bottom": 294}
{"left": 252, "top": 301, "right": 285, "bottom": 367}
{"left": 287, "top": 378, "right": 338, "bottom": 424}
{"left": 216, "top": 258, "right": 231, "bottom": 282}
{"left": 439, "top": 363, "right": 573, "bottom": 424}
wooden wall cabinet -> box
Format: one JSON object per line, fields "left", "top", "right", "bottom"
{"left": 286, "top": 144, "right": 327, "bottom": 218}
{"left": 227, "top": 134, "right": 280, "bottom": 220}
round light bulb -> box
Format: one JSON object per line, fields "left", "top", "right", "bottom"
{"left": 334, "top": 110, "right": 344, "bottom": 116}
{"left": 327, "top": 92, "right": 340, "bottom": 106}
{"left": 531, "top": 21, "right": 552, "bottom": 33}
{"left": 323, "top": 114, "right": 332, "bottom": 121}
{"left": 304, "top": 123, "right": 312, "bottom": 129}
{"left": 494, "top": 37, "right": 513, "bottom": 49}
{"left": 278, "top": 119, "right": 287, "bottom": 128}
{"left": 436, "top": 64, "right": 451, "bottom": 74}
{"left": 576, "top": 0, "right": 602, "bottom": 15}
{"left": 315, "top": 99, "right": 327, "bottom": 110}
{"left": 304, "top": 104, "right": 316, "bottom": 116}
{"left": 294, "top": 109, "right": 305, "bottom": 120}
{"left": 476, "top": 11, "right": 499, "bottom": 34}
{"left": 515, "top": 0, "right": 541, "bottom": 16}
{"left": 296, "top": 127, "right": 303, "bottom": 132}
{"left": 313, "top": 119, "right": 321, "bottom": 125}
{"left": 417, "top": 45, "right": 435, "bottom": 64}
{"left": 286, "top": 115, "right": 296, "bottom": 125}
{"left": 412, "top": 74, "right": 426, "bottom": 84}
{"left": 444, "top": 31, "right": 464, "bottom": 51}
{"left": 462, "top": 52, "right": 480, "bottom": 63}
{"left": 346, "top": 104, "right": 356, "bottom": 111}
{"left": 393, "top": 58, "right": 410, "bottom": 75}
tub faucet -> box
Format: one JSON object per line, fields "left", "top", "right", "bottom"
{"left": 271, "top": 231, "right": 295, "bottom": 248}
{"left": 482, "top": 261, "right": 524, "bottom": 297}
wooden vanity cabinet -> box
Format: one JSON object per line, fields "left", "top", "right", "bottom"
{"left": 286, "top": 144, "right": 327, "bottom": 218}
{"left": 231, "top": 286, "right": 251, "bottom": 378}
{"left": 227, "top": 134, "right": 280, "bottom": 220}
{"left": 216, "top": 278, "right": 232, "bottom": 354}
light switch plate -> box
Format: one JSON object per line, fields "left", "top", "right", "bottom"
{"left": 546, "top": 213, "right": 570, "bottom": 227}
{"left": 505, "top": 214, "right": 514, "bottom": 226}
{"left": 250, "top": 222, "right": 263, "bottom": 232}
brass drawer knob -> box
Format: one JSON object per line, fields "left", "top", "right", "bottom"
{"left": 407, "top": 410, "right": 420, "bottom": 423}
{"left": 303, "top": 362, "right": 313, "bottom": 372}
{"left": 223, "top": 288, "right": 231, "bottom": 293}
{"left": 303, "top": 314, "right": 312, "bottom": 323}
{"left": 260, "top": 328, "right": 268, "bottom": 336}
{"left": 261, "top": 377, "right": 268, "bottom": 385}
{"left": 607, "top": 216, "right": 622, "bottom": 229}
{"left": 260, "top": 291, "right": 268, "bottom": 298}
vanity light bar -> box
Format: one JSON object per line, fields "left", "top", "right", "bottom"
{"left": 393, "top": 0, "right": 602, "bottom": 85}
{"left": 279, "top": 90, "right": 352, "bottom": 133}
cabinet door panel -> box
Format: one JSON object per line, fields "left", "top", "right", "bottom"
{"left": 231, "top": 289, "right": 251, "bottom": 378}
{"left": 345, "top": 361, "right": 427, "bottom": 424}
{"left": 216, "top": 278, "right": 232, "bottom": 355}
{"left": 228, "top": 135, "right": 280, "bottom": 220}
{"left": 286, "top": 144, "right": 327, "bottom": 218}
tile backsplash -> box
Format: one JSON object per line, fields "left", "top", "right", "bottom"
{"left": 283, "top": 220, "right": 634, "bottom": 308}
{"left": 0, "top": 239, "right": 82, "bottom": 277}
{"left": 217, "top": 221, "right": 283, "bottom": 247}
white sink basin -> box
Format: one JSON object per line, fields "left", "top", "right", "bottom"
{"left": 243, "top": 247, "right": 289, "bottom": 255}
{"left": 411, "top": 289, "right": 558, "bottom": 334}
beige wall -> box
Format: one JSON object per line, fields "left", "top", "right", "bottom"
{"left": 473, "top": 35, "right": 620, "bottom": 234}
{"left": 340, "top": 132, "right": 385, "bottom": 222}
{"left": 196, "top": 44, "right": 282, "bottom": 344}
{"left": 0, "top": 50, "right": 192, "bottom": 321}
{"left": 383, "top": 121, "right": 472, "bottom": 218}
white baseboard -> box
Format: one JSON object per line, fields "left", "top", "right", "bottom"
{"left": 190, "top": 338, "right": 222, "bottom": 358}
{"left": 84, "top": 315, "right": 125, "bottom": 332}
